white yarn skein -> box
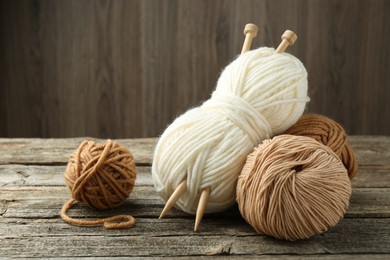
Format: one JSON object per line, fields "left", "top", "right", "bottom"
{"left": 152, "top": 47, "right": 310, "bottom": 214}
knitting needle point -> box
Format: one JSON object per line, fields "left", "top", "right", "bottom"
{"left": 275, "top": 30, "right": 297, "bottom": 53}
{"left": 194, "top": 188, "right": 211, "bottom": 231}
{"left": 159, "top": 180, "right": 187, "bottom": 219}
{"left": 241, "top": 23, "right": 259, "bottom": 54}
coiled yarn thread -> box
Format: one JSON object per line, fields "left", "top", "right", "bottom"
{"left": 61, "top": 139, "right": 137, "bottom": 229}
{"left": 153, "top": 47, "right": 310, "bottom": 214}
{"left": 236, "top": 135, "right": 351, "bottom": 241}
{"left": 284, "top": 114, "right": 357, "bottom": 178}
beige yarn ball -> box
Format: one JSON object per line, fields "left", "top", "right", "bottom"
{"left": 236, "top": 135, "right": 351, "bottom": 241}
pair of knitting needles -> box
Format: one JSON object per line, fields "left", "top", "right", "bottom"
{"left": 159, "top": 23, "right": 298, "bottom": 231}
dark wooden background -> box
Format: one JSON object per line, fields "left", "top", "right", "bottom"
{"left": 0, "top": 0, "right": 389, "bottom": 138}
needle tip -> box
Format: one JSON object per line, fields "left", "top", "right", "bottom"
{"left": 158, "top": 206, "right": 168, "bottom": 219}
{"left": 158, "top": 180, "right": 187, "bottom": 219}
{"left": 194, "top": 188, "right": 211, "bottom": 232}
{"left": 194, "top": 224, "right": 199, "bottom": 232}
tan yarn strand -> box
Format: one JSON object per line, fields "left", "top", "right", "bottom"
{"left": 60, "top": 199, "right": 135, "bottom": 229}
{"left": 72, "top": 140, "right": 112, "bottom": 199}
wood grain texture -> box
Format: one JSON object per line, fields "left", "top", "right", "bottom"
{"left": 1, "top": 164, "right": 389, "bottom": 189}
{"left": 0, "top": 218, "right": 389, "bottom": 257}
{"left": 0, "top": 137, "right": 157, "bottom": 165}
{"left": 1, "top": 186, "right": 389, "bottom": 219}
{"left": 0, "top": 0, "right": 389, "bottom": 138}
{"left": 0, "top": 137, "right": 389, "bottom": 257}
{"left": 0, "top": 136, "right": 389, "bottom": 166}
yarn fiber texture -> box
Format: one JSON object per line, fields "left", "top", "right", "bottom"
{"left": 60, "top": 139, "right": 137, "bottom": 229}
{"left": 236, "top": 135, "right": 352, "bottom": 241}
{"left": 153, "top": 47, "right": 310, "bottom": 214}
{"left": 284, "top": 114, "right": 357, "bottom": 179}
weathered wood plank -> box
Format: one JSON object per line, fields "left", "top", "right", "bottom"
{"left": 0, "top": 165, "right": 153, "bottom": 187}
{"left": 351, "top": 165, "right": 390, "bottom": 188}
{"left": 1, "top": 187, "right": 389, "bottom": 219}
{"left": 0, "top": 138, "right": 157, "bottom": 165}
{"left": 0, "top": 218, "right": 389, "bottom": 257}
{"left": 1, "top": 217, "right": 389, "bottom": 243}
{"left": 0, "top": 137, "right": 389, "bottom": 257}
{"left": 349, "top": 136, "right": 390, "bottom": 166}
{"left": 0, "top": 217, "right": 252, "bottom": 237}
{"left": 0, "top": 164, "right": 388, "bottom": 188}
{"left": 6, "top": 256, "right": 381, "bottom": 260}
{"left": 0, "top": 136, "right": 389, "bottom": 166}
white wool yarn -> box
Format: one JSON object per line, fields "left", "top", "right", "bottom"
{"left": 152, "top": 47, "right": 310, "bottom": 214}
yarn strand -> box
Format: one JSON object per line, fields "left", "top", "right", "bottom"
{"left": 60, "top": 199, "right": 135, "bottom": 229}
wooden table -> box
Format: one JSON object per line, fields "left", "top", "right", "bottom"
{"left": 0, "top": 137, "right": 389, "bottom": 258}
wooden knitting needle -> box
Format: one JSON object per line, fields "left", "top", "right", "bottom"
{"left": 241, "top": 23, "right": 259, "bottom": 54}
{"left": 275, "top": 30, "right": 297, "bottom": 53}
{"left": 193, "top": 23, "right": 259, "bottom": 231}
{"left": 194, "top": 188, "right": 210, "bottom": 231}
{"left": 159, "top": 180, "right": 187, "bottom": 219}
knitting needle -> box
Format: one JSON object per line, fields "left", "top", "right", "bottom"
{"left": 193, "top": 23, "right": 260, "bottom": 231}
{"left": 194, "top": 188, "right": 211, "bottom": 231}
{"left": 159, "top": 180, "right": 187, "bottom": 219}
{"left": 241, "top": 23, "right": 259, "bottom": 54}
{"left": 275, "top": 30, "right": 297, "bottom": 53}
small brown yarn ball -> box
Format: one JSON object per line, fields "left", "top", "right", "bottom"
{"left": 284, "top": 114, "right": 357, "bottom": 179}
{"left": 64, "top": 139, "right": 137, "bottom": 209}
{"left": 236, "top": 135, "right": 351, "bottom": 241}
